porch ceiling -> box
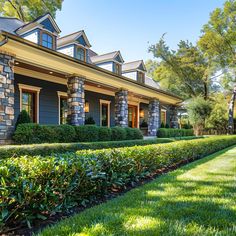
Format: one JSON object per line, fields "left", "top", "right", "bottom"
{"left": 0, "top": 31, "right": 182, "bottom": 105}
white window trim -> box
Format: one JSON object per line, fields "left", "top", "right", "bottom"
{"left": 161, "top": 109, "right": 167, "bottom": 124}
{"left": 57, "top": 91, "right": 68, "bottom": 124}
{"left": 100, "top": 99, "right": 111, "bottom": 127}
{"left": 18, "top": 83, "right": 42, "bottom": 123}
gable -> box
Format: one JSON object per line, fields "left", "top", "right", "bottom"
{"left": 114, "top": 54, "right": 123, "bottom": 63}
{"left": 41, "top": 18, "right": 56, "bottom": 33}
{"left": 76, "top": 35, "right": 87, "bottom": 47}
{"left": 138, "top": 62, "right": 146, "bottom": 72}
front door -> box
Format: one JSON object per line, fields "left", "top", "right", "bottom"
{"left": 128, "top": 105, "right": 138, "bottom": 128}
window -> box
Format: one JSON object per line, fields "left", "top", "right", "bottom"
{"left": 161, "top": 109, "right": 166, "bottom": 125}
{"left": 19, "top": 84, "right": 41, "bottom": 123}
{"left": 57, "top": 92, "right": 68, "bottom": 124}
{"left": 76, "top": 47, "right": 86, "bottom": 61}
{"left": 137, "top": 72, "right": 145, "bottom": 83}
{"left": 42, "top": 32, "right": 53, "bottom": 49}
{"left": 114, "top": 63, "right": 121, "bottom": 75}
{"left": 100, "top": 100, "right": 111, "bottom": 127}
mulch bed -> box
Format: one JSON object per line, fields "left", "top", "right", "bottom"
{"left": 1, "top": 157, "right": 195, "bottom": 236}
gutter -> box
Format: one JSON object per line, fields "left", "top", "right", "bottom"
{"left": 0, "top": 31, "right": 183, "bottom": 103}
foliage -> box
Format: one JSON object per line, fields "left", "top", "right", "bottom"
{"left": 140, "top": 120, "right": 148, "bottom": 128}
{"left": 0, "top": 138, "right": 174, "bottom": 160}
{"left": 145, "top": 59, "right": 159, "bottom": 80}
{"left": 187, "top": 97, "right": 212, "bottom": 135}
{"left": 1, "top": 136, "right": 236, "bottom": 229}
{"left": 0, "top": 0, "right": 63, "bottom": 22}
{"left": 148, "top": 38, "right": 218, "bottom": 100}
{"left": 14, "top": 110, "right": 31, "bottom": 128}
{"left": 205, "top": 94, "right": 228, "bottom": 134}
{"left": 40, "top": 146, "right": 236, "bottom": 236}
{"left": 157, "top": 128, "right": 194, "bottom": 138}
{"left": 13, "top": 124, "right": 143, "bottom": 144}
{"left": 160, "top": 122, "right": 165, "bottom": 128}
{"left": 85, "top": 116, "right": 96, "bottom": 125}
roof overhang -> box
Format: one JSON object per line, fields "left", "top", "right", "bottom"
{"left": 0, "top": 31, "right": 182, "bottom": 105}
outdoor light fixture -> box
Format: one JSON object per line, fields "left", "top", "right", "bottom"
{"left": 140, "top": 109, "right": 144, "bottom": 118}
{"left": 85, "top": 101, "right": 90, "bottom": 113}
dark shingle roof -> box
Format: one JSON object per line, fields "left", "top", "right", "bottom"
{"left": 90, "top": 51, "right": 124, "bottom": 64}
{"left": 0, "top": 17, "right": 25, "bottom": 34}
{"left": 122, "top": 60, "right": 146, "bottom": 72}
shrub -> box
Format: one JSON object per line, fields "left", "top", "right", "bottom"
{"left": 125, "top": 127, "right": 143, "bottom": 140}
{"left": 15, "top": 110, "right": 31, "bottom": 128}
{"left": 75, "top": 125, "right": 99, "bottom": 142}
{"left": 13, "top": 124, "right": 76, "bottom": 144}
{"left": 140, "top": 120, "right": 148, "bottom": 128}
{"left": 98, "top": 127, "right": 112, "bottom": 141}
{"left": 157, "top": 128, "right": 194, "bottom": 138}
{"left": 85, "top": 116, "right": 96, "bottom": 125}
{"left": 0, "top": 138, "right": 174, "bottom": 159}
{"left": 1, "top": 136, "right": 236, "bottom": 229}
{"left": 165, "top": 123, "right": 170, "bottom": 128}
{"left": 111, "top": 127, "right": 127, "bottom": 141}
{"left": 160, "top": 122, "right": 165, "bottom": 128}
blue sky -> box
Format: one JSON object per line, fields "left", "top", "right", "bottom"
{"left": 56, "top": 0, "right": 225, "bottom": 62}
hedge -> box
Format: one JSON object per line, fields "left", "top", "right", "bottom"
{"left": 157, "top": 128, "right": 194, "bottom": 138}
{"left": 0, "top": 138, "right": 173, "bottom": 159}
{"left": 13, "top": 124, "right": 143, "bottom": 144}
{"left": 1, "top": 135, "right": 236, "bottom": 229}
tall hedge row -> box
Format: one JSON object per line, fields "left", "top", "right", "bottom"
{"left": 13, "top": 124, "right": 143, "bottom": 144}
{"left": 157, "top": 128, "right": 194, "bottom": 138}
{"left": 1, "top": 136, "right": 236, "bottom": 229}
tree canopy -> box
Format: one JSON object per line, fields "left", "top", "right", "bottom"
{"left": 0, "top": 0, "right": 63, "bottom": 22}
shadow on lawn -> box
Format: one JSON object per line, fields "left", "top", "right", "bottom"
{"left": 40, "top": 146, "right": 236, "bottom": 236}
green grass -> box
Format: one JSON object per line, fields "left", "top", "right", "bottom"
{"left": 39, "top": 146, "right": 236, "bottom": 236}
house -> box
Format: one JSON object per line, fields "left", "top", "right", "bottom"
{"left": 0, "top": 13, "right": 181, "bottom": 144}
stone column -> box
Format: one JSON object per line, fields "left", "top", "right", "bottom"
{"left": 115, "top": 89, "right": 128, "bottom": 127}
{"left": 0, "top": 53, "right": 15, "bottom": 144}
{"left": 67, "top": 75, "right": 85, "bottom": 126}
{"left": 148, "top": 98, "right": 160, "bottom": 136}
{"left": 170, "top": 105, "right": 179, "bottom": 128}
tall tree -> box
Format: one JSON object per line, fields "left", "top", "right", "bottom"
{"left": 198, "top": 0, "right": 236, "bottom": 133}
{"left": 148, "top": 37, "right": 219, "bottom": 100}
{"left": 0, "top": 0, "right": 63, "bottom": 22}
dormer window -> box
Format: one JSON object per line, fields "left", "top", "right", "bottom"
{"left": 137, "top": 72, "right": 145, "bottom": 83}
{"left": 42, "top": 32, "right": 53, "bottom": 49}
{"left": 114, "top": 63, "right": 121, "bottom": 75}
{"left": 76, "top": 47, "right": 86, "bottom": 61}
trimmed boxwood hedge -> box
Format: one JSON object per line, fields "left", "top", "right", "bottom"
{"left": 13, "top": 124, "right": 143, "bottom": 144}
{"left": 1, "top": 135, "right": 236, "bottom": 229}
{"left": 157, "top": 128, "right": 194, "bottom": 138}
{"left": 0, "top": 138, "right": 174, "bottom": 159}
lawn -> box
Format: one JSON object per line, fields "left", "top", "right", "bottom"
{"left": 39, "top": 146, "right": 236, "bottom": 236}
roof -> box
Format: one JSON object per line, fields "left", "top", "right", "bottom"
{"left": 122, "top": 60, "right": 146, "bottom": 72}
{"left": 57, "top": 30, "right": 91, "bottom": 48}
{"left": 90, "top": 51, "right": 124, "bottom": 64}
{"left": 145, "top": 76, "right": 160, "bottom": 89}
{"left": 16, "top": 13, "right": 61, "bottom": 34}
{"left": 0, "top": 17, "right": 25, "bottom": 34}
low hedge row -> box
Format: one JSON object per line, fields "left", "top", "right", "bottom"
{"left": 13, "top": 124, "right": 143, "bottom": 144}
{"left": 1, "top": 136, "right": 236, "bottom": 229}
{"left": 0, "top": 138, "right": 173, "bottom": 159}
{"left": 157, "top": 128, "right": 194, "bottom": 138}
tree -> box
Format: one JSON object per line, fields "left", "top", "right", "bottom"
{"left": 148, "top": 37, "right": 219, "bottom": 100}
{"left": 198, "top": 0, "right": 236, "bottom": 133}
{"left": 0, "top": 0, "right": 63, "bottom": 22}
{"left": 187, "top": 97, "right": 212, "bottom": 135}
{"left": 145, "top": 59, "right": 159, "bottom": 80}
{"left": 206, "top": 94, "right": 228, "bottom": 134}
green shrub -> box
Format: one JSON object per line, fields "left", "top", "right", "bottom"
{"left": 157, "top": 128, "right": 194, "bottom": 138}
{"left": 13, "top": 124, "right": 76, "bottom": 144}
{"left": 15, "top": 110, "right": 31, "bottom": 128}
{"left": 98, "top": 127, "right": 112, "bottom": 141}
{"left": 0, "top": 138, "right": 174, "bottom": 159}
{"left": 75, "top": 125, "right": 99, "bottom": 142}
{"left": 1, "top": 136, "right": 236, "bottom": 229}
{"left": 85, "top": 116, "right": 96, "bottom": 125}
{"left": 125, "top": 127, "right": 143, "bottom": 140}
{"left": 160, "top": 122, "right": 165, "bottom": 128}
{"left": 165, "top": 123, "right": 170, "bottom": 128}
{"left": 111, "top": 127, "right": 127, "bottom": 140}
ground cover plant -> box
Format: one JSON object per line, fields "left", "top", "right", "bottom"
{"left": 0, "top": 135, "right": 235, "bottom": 232}
{"left": 40, "top": 145, "right": 236, "bottom": 236}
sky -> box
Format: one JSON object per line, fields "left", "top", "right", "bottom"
{"left": 56, "top": 0, "right": 226, "bottom": 62}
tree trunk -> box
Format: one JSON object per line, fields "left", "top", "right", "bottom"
{"left": 228, "top": 87, "right": 236, "bottom": 134}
